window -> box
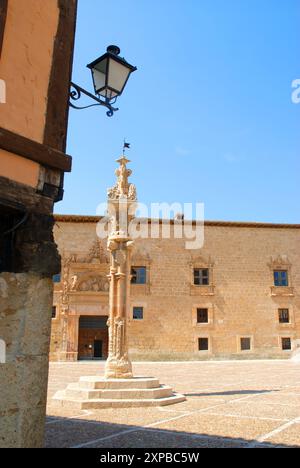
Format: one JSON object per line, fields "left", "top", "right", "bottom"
{"left": 198, "top": 338, "right": 209, "bottom": 351}
{"left": 197, "top": 308, "right": 209, "bottom": 323}
{"left": 131, "top": 267, "right": 147, "bottom": 284}
{"left": 241, "top": 337, "right": 251, "bottom": 351}
{"left": 274, "top": 270, "right": 288, "bottom": 287}
{"left": 282, "top": 338, "right": 291, "bottom": 351}
{"left": 51, "top": 306, "right": 57, "bottom": 319}
{"left": 194, "top": 269, "right": 209, "bottom": 286}
{"left": 133, "top": 307, "right": 144, "bottom": 320}
{"left": 53, "top": 274, "right": 61, "bottom": 283}
{"left": 279, "top": 309, "right": 290, "bottom": 324}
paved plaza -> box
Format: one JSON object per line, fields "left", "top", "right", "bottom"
{"left": 46, "top": 360, "right": 300, "bottom": 448}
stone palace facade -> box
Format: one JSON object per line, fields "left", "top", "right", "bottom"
{"left": 50, "top": 215, "right": 300, "bottom": 361}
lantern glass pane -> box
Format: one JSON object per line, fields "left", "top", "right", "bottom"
{"left": 107, "top": 58, "right": 131, "bottom": 94}
{"left": 92, "top": 58, "right": 107, "bottom": 94}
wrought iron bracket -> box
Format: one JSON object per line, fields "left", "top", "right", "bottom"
{"left": 69, "top": 82, "right": 119, "bottom": 117}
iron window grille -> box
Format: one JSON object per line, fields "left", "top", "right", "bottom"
{"left": 194, "top": 269, "right": 209, "bottom": 286}
{"left": 197, "top": 308, "right": 209, "bottom": 323}
{"left": 279, "top": 309, "right": 290, "bottom": 324}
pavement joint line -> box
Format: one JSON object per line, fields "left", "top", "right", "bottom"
{"left": 70, "top": 389, "right": 271, "bottom": 448}
{"left": 246, "top": 417, "right": 300, "bottom": 448}
{"left": 199, "top": 412, "right": 289, "bottom": 423}
{"left": 140, "top": 427, "right": 250, "bottom": 446}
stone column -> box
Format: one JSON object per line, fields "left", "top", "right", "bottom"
{"left": 105, "top": 156, "right": 137, "bottom": 379}
{"left": 0, "top": 213, "right": 60, "bottom": 448}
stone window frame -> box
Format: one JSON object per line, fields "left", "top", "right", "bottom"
{"left": 131, "top": 266, "right": 147, "bottom": 285}
{"left": 190, "top": 256, "right": 215, "bottom": 296}
{"left": 132, "top": 306, "right": 144, "bottom": 321}
{"left": 268, "top": 256, "right": 294, "bottom": 297}
{"left": 237, "top": 335, "right": 254, "bottom": 353}
{"left": 130, "top": 255, "right": 152, "bottom": 295}
{"left": 194, "top": 268, "right": 210, "bottom": 286}
{"left": 276, "top": 306, "right": 294, "bottom": 327}
{"left": 274, "top": 270, "right": 289, "bottom": 287}
{"left": 192, "top": 303, "right": 214, "bottom": 327}
{"left": 279, "top": 336, "right": 293, "bottom": 352}
{"left": 129, "top": 302, "right": 147, "bottom": 323}
{"left": 194, "top": 335, "right": 212, "bottom": 354}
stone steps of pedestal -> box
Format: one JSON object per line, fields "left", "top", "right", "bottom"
{"left": 52, "top": 391, "right": 186, "bottom": 410}
{"left": 64, "top": 384, "right": 173, "bottom": 400}
{"left": 77, "top": 377, "right": 160, "bottom": 390}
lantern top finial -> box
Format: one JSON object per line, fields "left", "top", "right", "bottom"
{"left": 107, "top": 45, "right": 121, "bottom": 56}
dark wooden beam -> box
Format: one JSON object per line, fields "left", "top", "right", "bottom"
{"left": 43, "top": 0, "right": 78, "bottom": 153}
{"left": 0, "top": 127, "right": 72, "bottom": 172}
{"left": 0, "top": 0, "right": 8, "bottom": 57}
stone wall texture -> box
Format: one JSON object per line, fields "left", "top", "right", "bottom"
{"left": 0, "top": 273, "right": 53, "bottom": 447}
{"left": 51, "top": 218, "right": 300, "bottom": 361}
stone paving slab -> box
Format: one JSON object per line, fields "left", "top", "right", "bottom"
{"left": 46, "top": 361, "right": 300, "bottom": 448}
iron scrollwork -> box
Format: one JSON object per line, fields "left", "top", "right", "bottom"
{"left": 69, "top": 82, "right": 119, "bottom": 117}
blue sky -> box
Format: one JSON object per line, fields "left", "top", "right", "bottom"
{"left": 56, "top": 0, "right": 300, "bottom": 223}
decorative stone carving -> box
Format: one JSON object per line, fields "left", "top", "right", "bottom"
{"left": 60, "top": 254, "right": 74, "bottom": 357}
{"left": 131, "top": 247, "right": 151, "bottom": 265}
{"left": 190, "top": 254, "right": 215, "bottom": 268}
{"left": 70, "top": 275, "right": 78, "bottom": 291}
{"left": 61, "top": 254, "right": 73, "bottom": 308}
{"left": 77, "top": 275, "right": 109, "bottom": 292}
{"left": 83, "top": 241, "right": 109, "bottom": 264}
{"left": 268, "top": 255, "right": 291, "bottom": 269}
{"left": 107, "top": 156, "right": 137, "bottom": 201}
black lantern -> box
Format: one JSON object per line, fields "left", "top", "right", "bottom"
{"left": 69, "top": 45, "right": 137, "bottom": 117}
{"left": 87, "top": 45, "right": 137, "bottom": 102}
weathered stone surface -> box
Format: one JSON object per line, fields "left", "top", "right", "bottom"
{"left": 0, "top": 272, "right": 53, "bottom": 448}
{"left": 52, "top": 375, "right": 185, "bottom": 410}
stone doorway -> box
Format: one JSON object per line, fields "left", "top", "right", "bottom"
{"left": 78, "top": 316, "right": 108, "bottom": 360}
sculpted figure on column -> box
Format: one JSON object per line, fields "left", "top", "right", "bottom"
{"left": 105, "top": 156, "right": 137, "bottom": 379}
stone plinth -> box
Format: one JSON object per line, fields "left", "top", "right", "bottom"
{"left": 52, "top": 376, "right": 186, "bottom": 410}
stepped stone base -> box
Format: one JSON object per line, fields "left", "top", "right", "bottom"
{"left": 52, "top": 376, "right": 186, "bottom": 409}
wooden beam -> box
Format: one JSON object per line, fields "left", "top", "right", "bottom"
{"left": 43, "top": 0, "right": 78, "bottom": 153}
{"left": 0, "top": 0, "right": 8, "bottom": 57}
{"left": 0, "top": 127, "right": 72, "bottom": 172}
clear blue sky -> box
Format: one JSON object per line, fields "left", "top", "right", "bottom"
{"left": 55, "top": 0, "right": 300, "bottom": 223}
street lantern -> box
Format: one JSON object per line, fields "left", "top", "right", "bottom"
{"left": 87, "top": 45, "right": 137, "bottom": 102}
{"left": 69, "top": 45, "right": 137, "bottom": 117}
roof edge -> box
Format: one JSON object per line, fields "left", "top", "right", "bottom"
{"left": 53, "top": 214, "right": 300, "bottom": 229}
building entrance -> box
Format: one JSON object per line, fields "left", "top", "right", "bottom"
{"left": 78, "top": 316, "right": 108, "bottom": 360}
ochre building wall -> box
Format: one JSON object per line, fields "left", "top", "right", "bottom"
{"left": 51, "top": 217, "right": 300, "bottom": 361}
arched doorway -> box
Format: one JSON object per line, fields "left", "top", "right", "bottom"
{"left": 78, "top": 316, "right": 108, "bottom": 360}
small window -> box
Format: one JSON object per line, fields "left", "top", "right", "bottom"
{"left": 282, "top": 338, "right": 291, "bottom": 351}
{"left": 279, "top": 309, "right": 290, "bottom": 324}
{"left": 197, "top": 308, "right": 209, "bottom": 323}
{"left": 194, "top": 269, "right": 209, "bottom": 286}
{"left": 53, "top": 274, "right": 61, "bottom": 284}
{"left": 133, "top": 306, "right": 144, "bottom": 320}
{"left": 51, "top": 306, "right": 57, "bottom": 319}
{"left": 198, "top": 338, "right": 209, "bottom": 351}
{"left": 131, "top": 267, "right": 147, "bottom": 285}
{"left": 274, "top": 270, "right": 288, "bottom": 287}
{"left": 241, "top": 337, "right": 251, "bottom": 351}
